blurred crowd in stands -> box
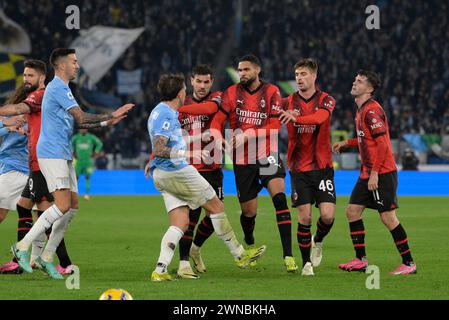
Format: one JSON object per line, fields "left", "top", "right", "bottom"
{"left": 2, "top": 0, "right": 448, "bottom": 167}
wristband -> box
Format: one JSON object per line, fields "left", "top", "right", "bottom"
{"left": 100, "top": 121, "right": 108, "bottom": 127}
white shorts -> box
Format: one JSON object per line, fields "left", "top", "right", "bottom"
{"left": 38, "top": 158, "right": 78, "bottom": 193}
{"left": 152, "top": 165, "right": 216, "bottom": 213}
{"left": 0, "top": 170, "right": 28, "bottom": 210}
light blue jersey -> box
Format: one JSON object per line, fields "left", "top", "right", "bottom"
{"left": 148, "top": 102, "right": 188, "bottom": 172}
{"left": 37, "top": 76, "right": 78, "bottom": 160}
{"left": 0, "top": 120, "right": 29, "bottom": 175}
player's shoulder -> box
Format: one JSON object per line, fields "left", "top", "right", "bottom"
{"left": 318, "top": 91, "right": 336, "bottom": 109}
{"left": 364, "top": 99, "right": 384, "bottom": 113}
{"left": 150, "top": 103, "right": 175, "bottom": 121}
{"left": 209, "top": 90, "right": 222, "bottom": 98}
{"left": 263, "top": 82, "right": 280, "bottom": 94}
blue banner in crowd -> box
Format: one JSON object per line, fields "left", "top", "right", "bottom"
{"left": 79, "top": 170, "right": 449, "bottom": 196}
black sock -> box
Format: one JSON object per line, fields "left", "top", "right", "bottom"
{"left": 297, "top": 223, "right": 312, "bottom": 266}
{"left": 193, "top": 215, "right": 214, "bottom": 247}
{"left": 55, "top": 239, "right": 72, "bottom": 268}
{"left": 178, "top": 208, "right": 201, "bottom": 261}
{"left": 240, "top": 214, "right": 256, "bottom": 245}
{"left": 15, "top": 205, "right": 33, "bottom": 263}
{"left": 272, "top": 193, "right": 292, "bottom": 257}
{"left": 390, "top": 223, "right": 414, "bottom": 265}
{"left": 17, "top": 205, "right": 33, "bottom": 242}
{"left": 314, "top": 217, "right": 334, "bottom": 243}
{"left": 349, "top": 219, "right": 366, "bottom": 260}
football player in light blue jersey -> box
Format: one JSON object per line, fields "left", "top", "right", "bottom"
{"left": 0, "top": 116, "right": 28, "bottom": 224}
{"left": 145, "top": 73, "right": 266, "bottom": 281}
{"left": 12, "top": 48, "right": 134, "bottom": 279}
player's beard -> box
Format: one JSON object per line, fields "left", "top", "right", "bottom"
{"left": 240, "top": 76, "right": 256, "bottom": 88}
{"left": 24, "top": 83, "right": 38, "bottom": 94}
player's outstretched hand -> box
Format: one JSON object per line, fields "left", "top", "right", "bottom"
{"left": 107, "top": 115, "right": 127, "bottom": 126}
{"left": 332, "top": 141, "right": 348, "bottom": 154}
{"left": 112, "top": 103, "right": 135, "bottom": 118}
{"left": 279, "top": 110, "right": 297, "bottom": 124}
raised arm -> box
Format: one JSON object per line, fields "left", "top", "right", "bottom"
{"left": 68, "top": 103, "right": 134, "bottom": 127}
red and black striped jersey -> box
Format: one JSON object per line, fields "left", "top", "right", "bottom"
{"left": 355, "top": 99, "right": 396, "bottom": 179}
{"left": 178, "top": 91, "right": 221, "bottom": 171}
{"left": 23, "top": 88, "right": 45, "bottom": 172}
{"left": 219, "top": 82, "right": 282, "bottom": 164}
{"left": 285, "top": 90, "right": 335, "bottom": 172}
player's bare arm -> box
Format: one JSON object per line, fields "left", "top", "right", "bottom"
{"left": 69, "top": 103, "right": 134, "bottom": 125}
{"left": 69, "top": 104, "right": 134, "bottom": 125}
{"left": 76, "top": 115, "right": 127, "bottom": 129}
{"left": 0, "top": 102, "right": 31, "bottom": 116}
{"left": 153, "top": 135, "right": 176, "bottom": 158}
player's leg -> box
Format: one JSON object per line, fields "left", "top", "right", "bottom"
{"left": 13, "top": 160, "right": 73, "bottom": 275}
{"left": 266, "top": 177, "right": 297, "bottom": 272}
{"left": 190, "top": 171, "right": 222, "bottom": 273}
{"left": 0, "top": 209, "right": 8, "bottom": 224}
{"left": 203, "top": 196, "right": 266, "bottom": 269}
{"left": 152, "top": 204, "right": 189, "bottom": 281}
{"left": 84, "top": 165, "right": 93, "bottom": 200}
{"left": 290, "top": 172, "right": 314, "bottom": 274}
{"left": 312, "top": 169, "right": 337, "bottom": 267}
{"left": 177, "top": 207, "right": 201, "bottom": 279}
{"left": 338, "top": 177, "right": 372, "bottom": 272}
{"left": 376, "top": 171, "right": 416, "bottom": 275}
{"left": 379, "top": 210, "right": 416, "bottom": 274}
{"left": 234, "top": 165, "right": 261, "bottom": 247}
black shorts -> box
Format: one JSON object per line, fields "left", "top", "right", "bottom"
{"left": 233, "top": 155, "right": 286, "bottom": 203}
{"left": 349, "top": 171, "right": 398, "bottom": 213}
{"left": 199, "top": 169, "right": 224, "bottom": 201}
{"left": 21, "top": 170, "right": 54, "bottom": 203}
{"left": 290, "top": 168, "right": 336, "bottom": 207}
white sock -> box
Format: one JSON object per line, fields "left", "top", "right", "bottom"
{"left": 41, "top": 208, "right": 77, "bottom": 262}
{"left": 191, "top": 243, "right": 200, "bottom": 253}
{"left": 178, "top": 260, "right": 191, "bottom": 270}
{"left": 18, "top": 205, "right": 63, "bottom": 251}
{"left": 210, "top": 212, "right": 244, "bottom": 259}
{"left": 155, "top": 226, "right": 184, "bottom": 274}
{"left": 31, "top": 232, "right": 47, "bottom": 263}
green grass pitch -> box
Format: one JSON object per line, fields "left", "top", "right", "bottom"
{"left": 0, "top": 196, "right": 447, "bottom": 300}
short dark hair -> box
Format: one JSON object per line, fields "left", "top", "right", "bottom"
{"left": 357, "top": 69, "right": 381, "bottom": 95}
{"left": 238, "top": 54, "right": 261, "bottom": 67}
{"left": 192, "top": 64, "right": 214, "bottom": 78}
{"left": 24, "top": 59, "right": 46, "bottom": 75}
{"left": 294, "top": 58, "right": 318, "bottom": 73}
{"left": 157, "top": 73, "right": 185, "bottom": 101}
{"left": 50, "top": 48, "right": 76, "bottom": 68}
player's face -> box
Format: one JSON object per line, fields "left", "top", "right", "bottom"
{"left": 23, "top": 67, "right": 42, "bottom": 93}
{"left": 64, "top": 54, "right": 80, "bottom": 81}
{"left": 295, "top": 67, "right": 316, "bottom": 92}
{"left": 351, "top": 75, "right": 373, "bottom": 97}
{"left": 238, "top": 61, "right": 260, "bottom": 86}
{"left": 80, "top": 129, "right": 88, "bottom": 135}
{"left": 191, "top": 74, "right": 213, "bottom": 100}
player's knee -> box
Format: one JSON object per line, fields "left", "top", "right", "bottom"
{"left": 345, "top": 205, "right": 361, "bottom": 220}
{"left": 0, "top": 210, "right": 7, "bottom": 224}
{"left": 272, "top": 192, "right": 288, "bottom": 210}
{"left": 55, "top": 203, "right": 71, "bottom": 214}
{"left": 380, "top": 210, "right": 399, "bottom": 228}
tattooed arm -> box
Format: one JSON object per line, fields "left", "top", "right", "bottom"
{"left": 152, "top": 135, "right": 187, "bottom": 159}
{"left": 68, "top": 106, "right": 113, "bottom": 124}
{"left": 0, "top": 103, "right": 31, "bottom": 116}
